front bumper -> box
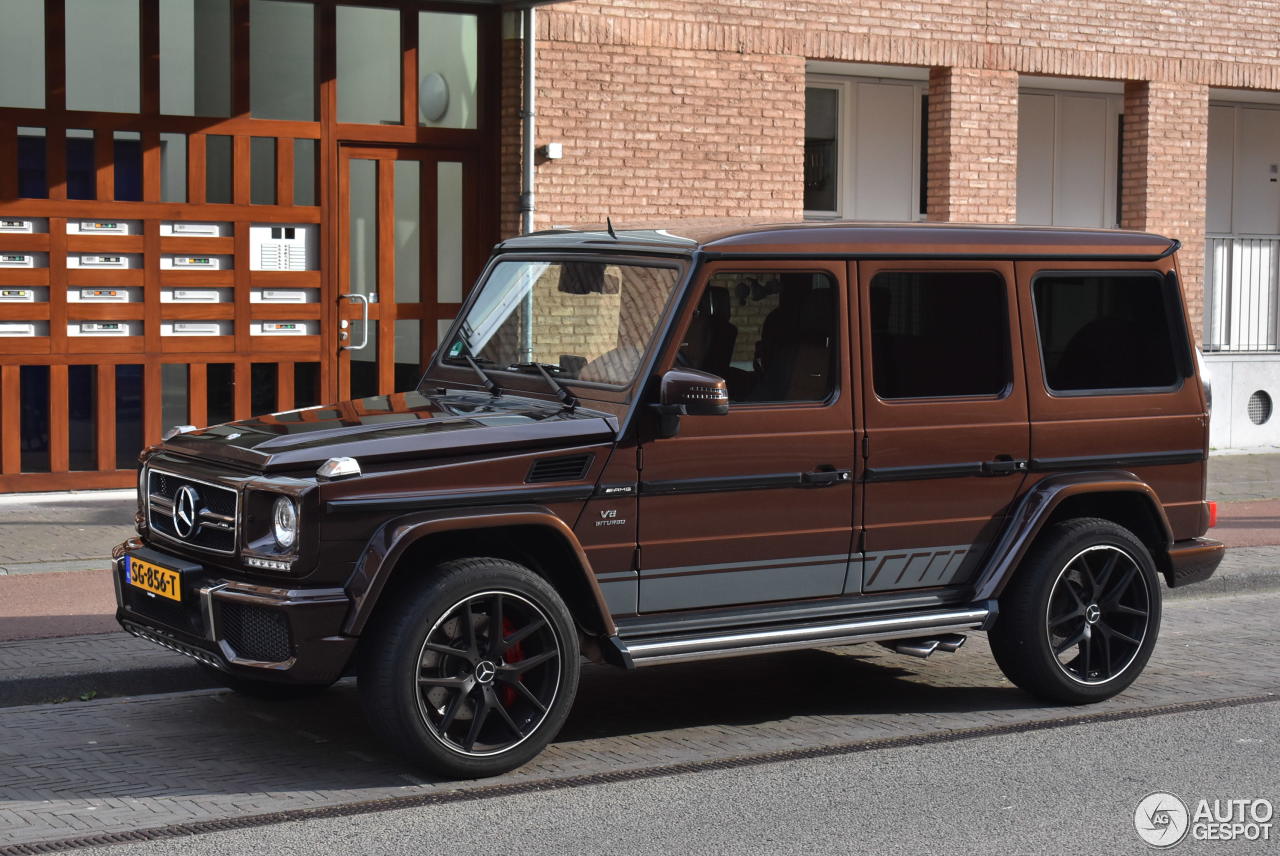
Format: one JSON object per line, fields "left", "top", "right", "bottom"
{"left": 1164, "top": 537, "right": 1226, "bottom": 588}
{"left": 112, "top": 541, "right": 357, "bottom": 685}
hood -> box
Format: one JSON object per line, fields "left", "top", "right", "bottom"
{"left": 158, "top": 390, "right": 618, "bottom": 473}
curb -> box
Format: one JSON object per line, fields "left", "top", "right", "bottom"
{"left": 5, "top": 666, "right": 223, "bottom": 707}
{"left": 0, "top": 560, "right": 106, "bottom": 576}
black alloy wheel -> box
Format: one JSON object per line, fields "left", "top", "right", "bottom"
{"left": 415, "top": 590, "right": 562, "bottom": 756}
{"left": 1045, "top": 544, "right": 1151, "bottom": 685}
{"left": 990, "top": 517, "right": 1162, "bottom": 704}
{"left": 359, "top": 557, "right": 581, "bottom": 778}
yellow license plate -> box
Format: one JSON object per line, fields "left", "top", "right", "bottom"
{"left": 126, "top": 556, "right": 182, "bottom": 602}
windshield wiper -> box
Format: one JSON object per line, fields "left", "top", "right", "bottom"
{"left": 443, "top": 351, "right": 501, "bottom": 396}
{"left": 509, "top": 362, "right": 578, "bottom": 411}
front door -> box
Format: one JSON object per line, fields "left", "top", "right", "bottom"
{"left": 634, "top": 260, "right": 858, "bottom": 614}
{"left": 336, "top": 146, "right": 483, "bottom": 399}
{"left": 856, "top": 260, "right": 1030, "bottom": 593}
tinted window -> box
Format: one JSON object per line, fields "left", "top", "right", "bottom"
{"left": 679, "top": 272, "right": 837, "bottom": 403}
{"left": 1034, "top": 274, "right": 1180, "bottom": 392}
{"left": 870, "top": 271, "right": 1009, "bottom": 399}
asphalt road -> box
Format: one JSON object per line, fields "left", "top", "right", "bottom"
{"left": 80, "top": 700, "right": 1279, "bottom": 856}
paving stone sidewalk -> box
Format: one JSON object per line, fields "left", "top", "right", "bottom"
{"left": 0, "top": 591, "right": 1276, "bottom": 848}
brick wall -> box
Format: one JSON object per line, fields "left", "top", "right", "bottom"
{"left": 529, "top": 39, "right": 804, "bottom": 229}
{"left": 1121, "top": 81, "right": 1210, "bottom": 335}
{"left": 535, "top": 1, "right": 1280, "bottom": 90}
{"left": 926, "top": 68, "right": 1019, "bottom": 224}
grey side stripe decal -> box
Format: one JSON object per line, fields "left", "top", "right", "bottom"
{"left": 639, "top": 553, "right": 850, "bottom": 580}
{"left": 862, "top": 544, "right": 974, "bottom": 592}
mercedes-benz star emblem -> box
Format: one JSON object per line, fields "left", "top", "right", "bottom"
{"left": 1085, "top": 604, "right": 1102, "bottom": 625}
{"left": 475, "top": 660, "right": 497, "bottom": 684}
{"left": 173, "top": 484, "right": 200, "bottom": 539}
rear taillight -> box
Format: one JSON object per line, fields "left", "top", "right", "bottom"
{"left": 1207, "top": 501, "right": 1218, "bottom": 528}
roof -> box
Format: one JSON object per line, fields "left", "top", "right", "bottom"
{"left": 495, "top": 220, "right": 1179, "bottom": 261}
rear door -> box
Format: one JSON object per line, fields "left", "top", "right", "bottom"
{"left": 856, "top": 259, "right": 1030, "bottom": 593}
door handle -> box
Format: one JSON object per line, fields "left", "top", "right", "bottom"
{"left": 801, "top": 468, "right": 852, "bottom": 487}
{"left": 980, "top": 456, "right": 1028, "bottom": 476}
{"left": 340, "top": 293, "right": 369, "bottom": 351}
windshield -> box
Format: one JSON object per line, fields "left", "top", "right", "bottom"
{"left": 442, "top": 259, "right": 681, "bottom": 387}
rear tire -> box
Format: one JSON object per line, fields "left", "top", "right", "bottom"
{"left": 358, "top": 557, "right": 581, "bottom": 779}
{"left": 989, "top": 518, "right": 1161, "bottom": 704}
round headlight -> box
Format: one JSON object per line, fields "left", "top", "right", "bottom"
{"left": 272, "top": 496, "right": 298, "bottom": 550}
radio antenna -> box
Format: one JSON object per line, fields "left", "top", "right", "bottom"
{"left": 606, "top": 216, "right": 617, "bottom": 239}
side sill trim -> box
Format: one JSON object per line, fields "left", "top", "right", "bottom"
{"left": 620, "top": 605, "right": 991, "bottom": 667}
{"left": 325, "top": 484, "right": 594, "bottom": 513}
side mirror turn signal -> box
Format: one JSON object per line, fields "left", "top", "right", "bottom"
{"left": 651, "top": 368, "right": 729, "bottom": 438}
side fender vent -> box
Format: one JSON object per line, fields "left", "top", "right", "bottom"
{"left": 526, "top": 453, "right": 594, "bottom": 484}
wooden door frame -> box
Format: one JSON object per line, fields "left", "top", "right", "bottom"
{"left": 332, "top": 144, "right": 482, "bottom": 399}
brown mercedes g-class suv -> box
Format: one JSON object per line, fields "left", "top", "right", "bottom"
{"left": 113, "top": 221, "right": 1224, "bottom": 778}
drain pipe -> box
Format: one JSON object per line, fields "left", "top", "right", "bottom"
{"left": 519, "top": 6, "right": 536, "bottom": 362}
{"left": 519, "top": 6, "right": 536, "bottom": 237}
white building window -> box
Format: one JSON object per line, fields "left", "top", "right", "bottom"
{"left": 1205, "top": 100, "right": 1280, "bottom": 353}
{"left": 804, "top": 65, "right": 926, "bottom": 222}
{"left": 1016, "top": 84, "right": 1122, "bottom": 228}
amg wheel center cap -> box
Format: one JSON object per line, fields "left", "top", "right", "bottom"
{"left": 1084, "top": 604, "right": 1102, "bottom": 625}
{"left": 474, "top": 660, "right": 497, "bottom": 684}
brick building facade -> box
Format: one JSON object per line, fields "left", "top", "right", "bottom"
{"left": 514, "top": 0, "right": 1280, "bottom": 447}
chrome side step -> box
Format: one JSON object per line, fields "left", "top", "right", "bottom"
{"left": 619, "top": 605, "right": 991, "bottom": 667}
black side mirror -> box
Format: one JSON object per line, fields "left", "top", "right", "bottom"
{"left": 650, "top": 368, "right": 729, "bottom": 438}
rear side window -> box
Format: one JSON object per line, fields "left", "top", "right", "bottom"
{"left": 870, "top": 271, "right": 1010, "bottom": 399}
{"left": 1034, "top": 273, "right": 1181, "bottom": 393}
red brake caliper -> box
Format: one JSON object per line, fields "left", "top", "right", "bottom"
{"left": 501, "top": 617, "right": 523, "bottom": 707}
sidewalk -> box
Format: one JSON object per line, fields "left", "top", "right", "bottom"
{"left": 0, "top": 454, "right": 1276, "bottom": 702}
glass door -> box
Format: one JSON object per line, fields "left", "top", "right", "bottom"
{"left": 338, "top": 146, "right": 478, "bottom": 400}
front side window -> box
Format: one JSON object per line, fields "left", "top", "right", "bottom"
{"left": 444, "top": 260, "right": 680, "bottom": 388}
{"left": 870, "top": 271, "right": 1010, "bottom": 399}
{"left": 678, "top": 272, "right": 838, "bottom": 404}
{"left": 1034, "top": 273, "right": 1181, "bottom": 393}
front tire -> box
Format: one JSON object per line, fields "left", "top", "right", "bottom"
{"left": 358, "top": 557, "right": 580, "bottom": 779}
{"left": 989, "top": 518, "right": 1161, "bottom": 704}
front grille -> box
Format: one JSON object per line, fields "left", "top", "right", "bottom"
{"left": 147, "top": 468, "right": 239, "bottom": 554}
{"left": 219, "top": 601, "right": 292, "bottom": 662}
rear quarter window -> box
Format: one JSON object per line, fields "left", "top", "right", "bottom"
{"left": 1033, "top": 272, "right": 1182, "bottom": 394}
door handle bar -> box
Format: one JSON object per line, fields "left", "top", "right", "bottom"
{"left": 980, "top": 457, "right": 1028, "bottom": 476}
{"left": 801, "top": 468, "right": 852, "bottom": 487}
{"left": 340, "top": 293, "right": 369, "bottom": 351}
